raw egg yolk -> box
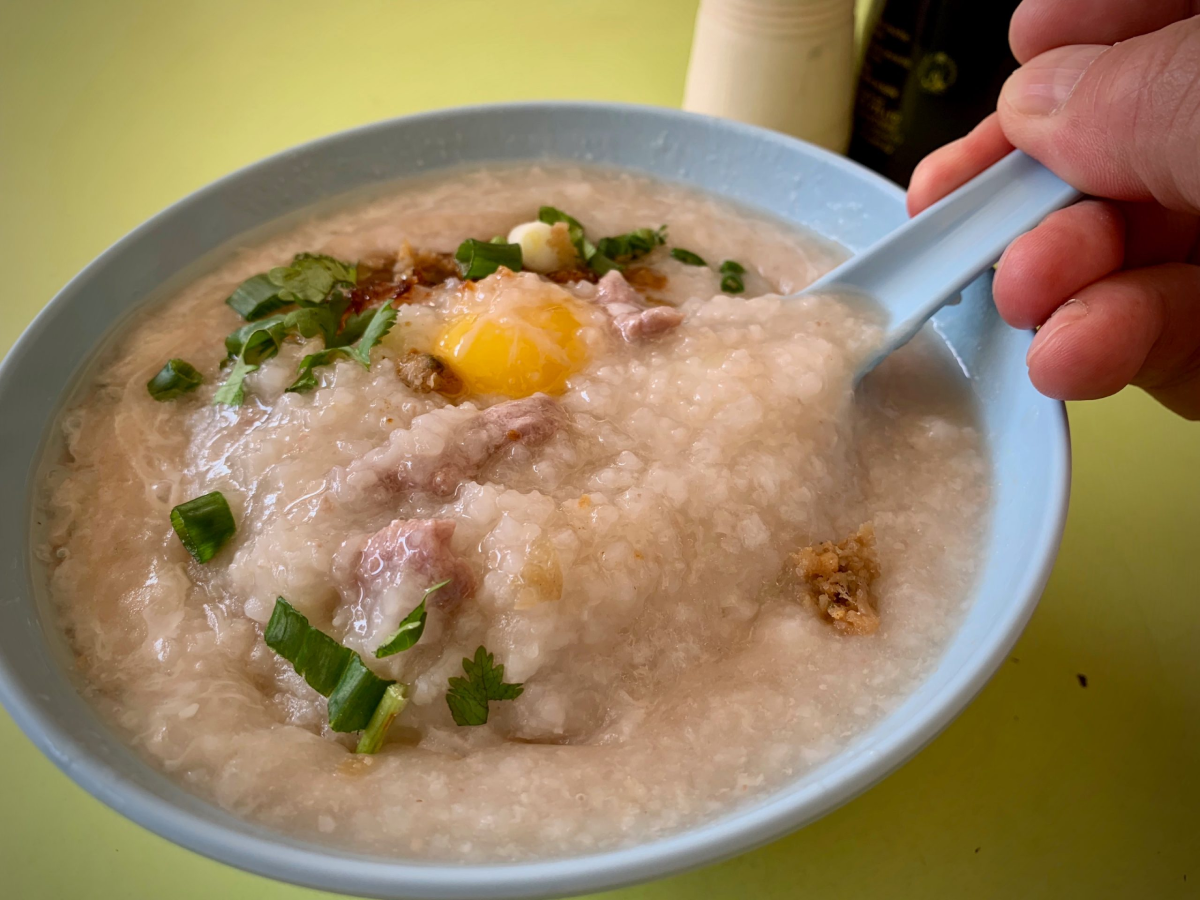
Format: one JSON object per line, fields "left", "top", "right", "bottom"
{"left": 436, "top": 289, "right": 589, "bottom": 398}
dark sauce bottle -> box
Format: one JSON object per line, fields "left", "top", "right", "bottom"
{"left": 849, "top": 0, "right": 1022, "bottom": 185}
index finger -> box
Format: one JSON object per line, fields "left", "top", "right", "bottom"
{"left": 906, "top": 114, "right": 1013, "bottom": 216}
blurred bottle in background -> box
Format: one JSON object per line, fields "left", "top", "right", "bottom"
{"left": 683, "top": 0, "right": 858, "bottom": 152}
{"left": 848, "top": 0, "right": 1022, "bottom": 185}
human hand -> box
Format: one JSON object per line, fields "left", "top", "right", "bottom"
{"left": 907, "top": 0, "right": 1200, "bottom": 419}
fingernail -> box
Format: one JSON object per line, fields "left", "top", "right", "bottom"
{"left": 1027, "top": 299, "right": 1088, "bottom": 366}
{"left": 1005, "top": 45, "right": 1107, "bottom": 117}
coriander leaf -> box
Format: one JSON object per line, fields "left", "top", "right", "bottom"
{"left": 355, "top": 683, "right": 409, "bottom": 754}
{"left": 170, "top": 491, "right": 236, "bottom": 563}
{"left": 226, "top": 274, "right": 288, "bottom": 321}
{"left": 216, "top": 318, "right": 289, "bottom": 406}
{"left": 147, "top": 359, "right": 203, "bottom": 401}
{"left": 241, "top": 321, "right": 288, "bottom": 365}
{"left": 445, "top": 676, "right": 489, "bottom": 727}
{"left": 286, "top": 348, "right": 351, "bottom": 393}
{"left": 445, "top": 645, "right": 523, "bottom": 726}
{"left": 670, "top": 248, "right": 707, "bottom": 266}
{"left": 224, "top": 313, "right": 287, "bottom": 359}
{"left": 347, "top": 301, "right": 396, "bottom": 367}
{"left": 375, "top": 579, "right": 450, "bottom": 658}
{"left": 332, "top": 307, "right": 377, "bottom": 348}
{"left": 212, "top": 356, "right": 258, "bottom": 406}
{"left": 283, "top": 290, "right": 348, "bottom": 345}
{"left": 268, "top": 253, "right": 356, "bottom": 305}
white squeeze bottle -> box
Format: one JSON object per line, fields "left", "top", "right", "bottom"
{"left": 683, "top": 0, "right": 857, "bottom": 152}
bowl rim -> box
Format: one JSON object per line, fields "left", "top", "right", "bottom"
{"left": 0, "top": 100, "right": 1072, "bottom": 900}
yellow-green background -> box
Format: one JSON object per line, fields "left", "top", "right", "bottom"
{"left": 2, "top": 1, "right": 1197, "bottom": 897}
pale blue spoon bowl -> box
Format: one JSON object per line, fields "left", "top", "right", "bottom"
{"left": 0, "top": 103, "right": 1070, "bottom": 899}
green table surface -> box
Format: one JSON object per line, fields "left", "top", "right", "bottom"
{"left": 2, "top": 2, "right": 1198, "bottom": 898}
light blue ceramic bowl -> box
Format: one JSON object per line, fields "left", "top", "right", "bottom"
{"left": 0, "top": 103, "right": 1069, "bottom": 899}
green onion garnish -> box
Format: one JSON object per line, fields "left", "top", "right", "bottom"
{"left": 719, "top": 259, "right": 746, "bottom": 294}
{"left": 147, "top": 359, "right": 203, "bottom": 401}
{"left": 670, "top": 248, "right": 707, "bottom": 266}
{"left": 455, "top": 239, "right": 523, "bottom": 279}
{"left": 295, "top": 628, "right": 355, "bottom": 696}
{"left": 264, "top": 598, "right": 398, "bottom": 737}
{"left": 355, "top": 683, "right": 409, "bottom": 754}
{"left": 445, "top": 646, "right": 524, "bottom": 726}
{"left": 538, "top": 206, "right": 595, "bottom": 261}
{"left": 170, "top": 491, "right": 236, "bottom": 563}
{"left": 538, "top": 206, "right": 635, "bottom": 274}
{"left": 375, "top": 579, "right": 450, "bottom": 658}
{"left": 596, "top": 226, "right": 666, "bottom": 264}
{"left": 328, "top": 655, "right": 394, "bottom": 733}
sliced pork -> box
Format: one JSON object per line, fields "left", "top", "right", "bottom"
{"left": 593, "top": 270, "right": 684, "bottom": 342}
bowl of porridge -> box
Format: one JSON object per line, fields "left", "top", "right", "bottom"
{"left": 0, "top": 103, "right": 1069, "bottom": 898}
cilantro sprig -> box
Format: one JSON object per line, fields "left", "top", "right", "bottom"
{"left": 446, "top": 646, "right": 524, "bottom": 726}
{"left": 375, "top": 579, "right": 450, "bottom": 658}
{"left": 214, "top": 252, "right": 397, "bottom": 406}
{"left": 226, "top": 254, "right": 356, "bottom": 320}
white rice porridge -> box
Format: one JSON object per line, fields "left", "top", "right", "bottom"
{"left": 36, "top": 166, "right": 988, "bottom": 860}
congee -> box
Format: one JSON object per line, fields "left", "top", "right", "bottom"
{"left": 36, "top": 166, "right": 988, "bottom": 859}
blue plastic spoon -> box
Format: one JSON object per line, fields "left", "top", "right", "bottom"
{"left": 803, "top": 151, "right": 1082, "bottom": 379}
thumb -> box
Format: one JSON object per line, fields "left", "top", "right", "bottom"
{"left": 998, "top": 18, "right": 1200, "bottom": 214}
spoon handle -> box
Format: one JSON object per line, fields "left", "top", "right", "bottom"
{"left": 804, "top": 151, "right": 1081, "bottom": 376}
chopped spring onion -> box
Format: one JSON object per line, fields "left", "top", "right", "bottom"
{"left": 296, "top": 628, "right": 355, "bottom": 696}
{"left": 147, "top": 359, "right": 203, "bottom": 401}
{"left": 445, "top": 645, "right": 524, "bottom": 726}
{"left": 455, "top": 239, "right": 523, "bottom": 279}
{"left": 720, "top": 274, "right": 745, "bottom": 294}
{"left": 719, "top": 259, "right": 746, "bottom": 294}
{"left": 375, "top": 579, "right": 450, "bottom": 658}
{"left": 537, "top": 206, "right": 624, "bottom": 274}
{"left": 347, "top": 301, "right": 397, "bottom": 367}
{"left": 670, "top": 248, "right": 707, "bottom": 266}
{"left": 328, "top": 655, "right": 394, "bottom": 733}
{"left": 596, "top": 226, "right": 666, "bottom": 263}
{"left": 170, "top": 491, "right": 236, "bottom": 563}
{"left": 537, "top": 206, "right": 594, "bottom": 260}
{"left": 355, "top": 683, "right": 409, "bottom": 754}
{"left": 264, "top": 598, "right": 397, "bottom": 736}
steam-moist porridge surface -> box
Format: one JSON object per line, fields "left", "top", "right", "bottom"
{"left": 37, "top": 166, "right": 988, "bottom": 860}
